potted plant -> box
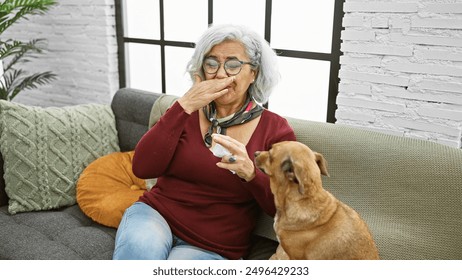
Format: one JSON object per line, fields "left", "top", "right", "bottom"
{"left": 0, "top": 0, "right": 57, "bottom": 101}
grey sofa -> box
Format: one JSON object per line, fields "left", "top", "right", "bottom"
{"left": 1, "top": 87, "right": 461, "bottom": 260}
{"left": 0, "top": 88, "right": 275, "bottom": 260}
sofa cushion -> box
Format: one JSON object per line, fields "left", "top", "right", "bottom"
{"left": 0, "top": 204, "right": 116, "bottom": 259}
{"left": 76, "top": 151, "right": 146, "bottom": 228}
{"left": 0, "top": 154, "right": 7, "bottom": 206}
{"left": 0, "top": 101, "right": 120, "bottom": 214}
{"left": 148, "top": 94, "right": 178, "bottom": 128}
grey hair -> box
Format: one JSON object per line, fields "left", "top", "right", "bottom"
{"left": 187, "top": 24, "right": 280, "bottom": 104}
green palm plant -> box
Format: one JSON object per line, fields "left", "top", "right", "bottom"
{"left": 0, "top": 0, "right": 57, "bottom": 101}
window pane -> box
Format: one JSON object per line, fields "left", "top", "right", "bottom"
{"left": 164, "top": 0, "right": 208, "bottom": 42}
{"left": 125, "top": 43, "right": 162, "bottom": 93}
{"left": 123, "top": 0, "right": 160, "bottom": 39}
{"left": 165, "top": 46, "right": 195, "bottom": 96}
{"left": 271, "top": 0, "right": 335, "bottom": 53}
{"left": 213, "top": 0, "right": 266, "bottom": 38}
{"left": 269, "top": 57, "right": 330, "bottom": 122}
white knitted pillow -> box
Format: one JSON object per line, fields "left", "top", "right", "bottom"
{"left": 0, "top": 100, "right": 120, "bottom": 214}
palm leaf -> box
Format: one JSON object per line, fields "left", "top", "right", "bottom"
{"left": 1, "top": 39, "right": 44, "bottom": 71}
{"left": 0, "top": 0, "right": 56, "bottom": 34}
{"left": 0, "top": 70, "right": 56, "bottom": 100}
{"left": 0, "top": 39, "right": 23, "bottom": 59}
{"left": 0, "top": 87, "right": 7, "bottom": 99}
{"left": 0, "top": 68, "right": 23, "bottom": 99}
{"left": 0, "top": 0, "right": 57, "bottom": 101}
{"left": 0, "top": 39, "right": 42, "bottom": 58}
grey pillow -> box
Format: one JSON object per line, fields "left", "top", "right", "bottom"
{"left": 0, "top": 100, "right": 120, "bottom": 214}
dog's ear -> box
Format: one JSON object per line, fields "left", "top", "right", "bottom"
{"left": 281, "top": 158, "right": 305, "bottom": 195}
{"left": 281, "top": 158, "right": 297, "bottom": 183}
{"left": 314, "top": 152, "right": 330, "bottom": 177}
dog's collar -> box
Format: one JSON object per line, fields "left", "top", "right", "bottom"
{"left": 203, "top": 95, "right": 263, "bottom": 147}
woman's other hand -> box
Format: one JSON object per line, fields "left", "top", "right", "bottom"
{"left": 212, "top": 134, "right": 256, "bottom": 182}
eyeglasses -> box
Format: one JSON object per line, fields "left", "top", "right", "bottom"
{"left": 203, "top": 57, "right": 254, "bottom": 76}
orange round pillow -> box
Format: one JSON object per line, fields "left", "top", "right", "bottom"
{"left": 76, "top": 151, "right": 146, "bottom": 228}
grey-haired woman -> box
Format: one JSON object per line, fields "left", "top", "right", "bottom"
{"left": 113, "top": 24, "right": 296, "bottom": 260}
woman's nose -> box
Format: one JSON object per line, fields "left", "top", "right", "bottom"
{"left": 215, "top": 64, "right": 228, "bottom": 78}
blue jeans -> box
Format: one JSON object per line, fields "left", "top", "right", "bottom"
{"left": 113, "top": 202, "right": 227, "bottom": 260}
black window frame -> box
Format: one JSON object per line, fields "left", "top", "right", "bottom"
{"left": 115, "top": 0, "right": 344, "bottom": 123}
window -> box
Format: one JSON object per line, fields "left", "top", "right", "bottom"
{"left": 115, "top": 0, "right": 344, "bottom": 122}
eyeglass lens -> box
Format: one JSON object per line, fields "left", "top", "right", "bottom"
{"left": 203, "top": 58, "right": 245, "bottom": 76}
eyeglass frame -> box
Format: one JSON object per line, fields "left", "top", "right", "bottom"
{"left": 202, "top": 57, "right": 255, "bottom": 76}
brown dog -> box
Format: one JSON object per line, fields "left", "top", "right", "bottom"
{"left": 254, "top": 141, "right": 379, "bottom": 260}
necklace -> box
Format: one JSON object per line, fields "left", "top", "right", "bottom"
{"left": 202, "top": 95, "right": 264, "bottom": 147}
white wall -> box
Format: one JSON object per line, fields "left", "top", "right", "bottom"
{"left": 2, "top": 0, "right": 118, "bottom": 106}
{"left": 337, "top": 0, "right": 462, "bottom": 148}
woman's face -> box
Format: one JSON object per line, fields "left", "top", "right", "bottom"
{"left": 203, "top": 40, "right": 256, "bottom": 107}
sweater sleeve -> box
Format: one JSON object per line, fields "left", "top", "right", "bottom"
{"left": 132, "top": 101, "right": 190, "bottom": 179}
{"left": 244, "top": 116, "right": 296, "bottom": 217}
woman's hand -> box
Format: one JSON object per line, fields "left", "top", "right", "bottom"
{"left": 178, "top": 75, "right": 235, "bottom": 114}
{"left": 212, "top": 134, "right": 256, "bottom": 182}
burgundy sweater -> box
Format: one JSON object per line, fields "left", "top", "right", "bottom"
{"left": 133, "top": 101, "right": 296, "bottom": 259}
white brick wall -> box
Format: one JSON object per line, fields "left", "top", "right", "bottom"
{"left": 1, "top": 0, "right": 118, "bottom": 106}
{"left": 337, "top": 0, "right": 462, "bottom": 148}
